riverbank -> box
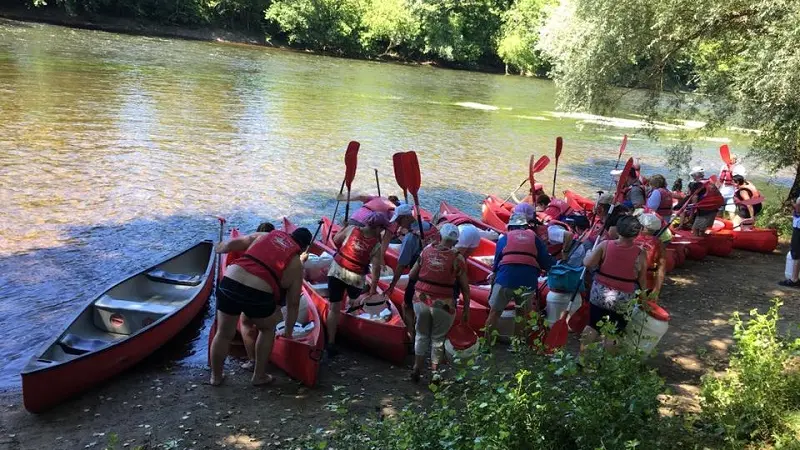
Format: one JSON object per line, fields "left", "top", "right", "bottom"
{"left": 1, "top": 245, "right": 795, "bottom": 449}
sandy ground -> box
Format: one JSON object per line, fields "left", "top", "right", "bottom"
{"left": 1, "top": 245, "right": 797, "bottom": 450}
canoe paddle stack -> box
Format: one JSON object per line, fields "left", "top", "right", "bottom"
{"left": 326, "top": 141, "right": 360, "bottom": 244}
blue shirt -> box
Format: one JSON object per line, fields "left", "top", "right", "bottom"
{"left": 493, "top": 233, "right": 555, "bottom": 289}
{"left": 397, "top": 221, "right": 432, "bottom": 267}
{"left": 646, "top": 189, "right": 662, "bottom": 211}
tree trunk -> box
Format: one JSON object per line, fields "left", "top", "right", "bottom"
{"left": 787, "top": 161, "right": 800, "bottom": 205}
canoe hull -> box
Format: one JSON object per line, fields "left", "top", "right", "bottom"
{"left": 732, "top": 228, "right": 778, "bottom": 253}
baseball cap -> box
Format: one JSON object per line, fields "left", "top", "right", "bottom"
{"left": 364, "top": 212, "right": 389, "bottom": 229}
{"left": 690, "top": 166, "right": 705, "bottom": 175}
{"left": 390, "top": 204, "right": 413, "bottom": 222}
{"left": 508, "top": 213, "right": 528, "bottom": 227}
{"left": 439, "top": 223, "right": 460, "bottom": 242}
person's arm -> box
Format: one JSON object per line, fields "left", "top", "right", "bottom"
{"left": 535, "top": 236, "right": 556, "bottom": 271}
{"left": 281, "top": 256, "right": 303, "bottom": 338}
{"left": 636, "top": 250, "right": 648, "bottom": 301}
{"left": 456, "top": 255, "right": 470, "bottom": 322}
{"left": 739, "top": 189, "right": 754, "bottom": 218}
{"left": 335, "top": 193, "right": 375, "bottom": 203}
{"left": 559, "top": 232, "right": 574, "bottom": 262}
{"left": 646, "top": 190, "right": 662, "bottom": 211}
{"left": 583, "top": 241, "right": 606, "bottom": 268}
{"left": 215, "top": 233, "right": 259, "bottom": 253}
{"left": 332, "top": 225, "right": 350, "bottom": 248}
{"left": 368, "top": 243, "right": 384, "bottom": 295}
{"left": 387, "top": 234, "right": 419, "bottom": 294}
{"left": 653, "top": 244, "right": 666, "bottom": 294}
{"left": 492, "top": 236, "right": 506, "bottom": 273}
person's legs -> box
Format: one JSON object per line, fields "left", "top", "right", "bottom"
{"left": 240, "top": 314, "right": 258, "bottom": 369}
{"left": 325, "top": 277, "right": 346, "bottom": 349}
{"left": 791, "top": 227, "right": 800, "bottom": 282}
{"left": 484, "top": 286, "right": 511, "bottom": 342}
{"left": 429, "top": 305, "right": 455, "bottom": 371}
{"left": 245, "top": 309, "right": 281, "bottom": 386}
{"left": 513, "top": 289, "right": 533, "bottom": 338}
{"left": 412, "top": 302, "right": 433, "bottom": 380}
{"left": 403, "top": 278, "right": 418, "bottom": 343}
{"left": 209, "top": 311, "right": 239, "bottom": 385}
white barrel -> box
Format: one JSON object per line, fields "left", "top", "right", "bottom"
{"left": 445, "top": 339, "right": 479, "bottom": 361}
{"left": 545, "top": 290, "right": 581, "bottom": 326}
{"left": 786, "top": 252, "right": 799, "bottom": 280}
{"left": 624, "top": 304, "right": 670, "bottom": 354}
{"left": 496, "top": 309, "right": 516, "bottom": 339}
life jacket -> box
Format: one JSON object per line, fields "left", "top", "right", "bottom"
{"left": 719, "top": 166, "right": 733, "bottom": 186}
{"left": 695, "top": 180, "right": 725, "bottom": 211}
{"left": 734, "top": 182, "right": 764, "bottom": 206}
{"left": 441, "top": 213, "right": 473, "bottom": 227}
{"left": 415, "top": 245, "right": 461, "bottom": 298}
{"left": 635, "top": 235, "right": 661, "bottom": 273}
{"left": 624, "top": 183, "right": 647, "bottom": 205}
{"left": 333, "top": 227, "right": 380, "bottom": 274}
{"left": 233, "top": 230, "right": 301, "bottom": 294}
{"left": 595, "top": 241, "right": 640, "bottom": 293}
{"left": 586, "top": 219, "right": 607, "bottom": 242}
{"left": 652, "top": 188, "right": 674, "bottom": 217}
{"left": 499, "top": 229, "right": 540, "bottom": 268}
{"left": 350, "top": 197, "right": 395, "bottom": 224}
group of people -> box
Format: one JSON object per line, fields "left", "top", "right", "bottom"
{"left": 206, "top": 155, "right": 771, "bottom": 385}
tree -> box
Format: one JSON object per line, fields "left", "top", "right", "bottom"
{"left": 360, "top": 0, "right": 420, "bottom": 56}
{"left": 495, "top": 0, "right": 553, "bottom": 76}
{"left": 539, "top": 0, "right": 800, "bottom": 203}
{"left": 265, "top": 0, "right": 366, "bottom": 55}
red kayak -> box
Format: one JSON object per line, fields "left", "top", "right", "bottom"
{"left": 564, "top": 190, "right": 597, "bottom": 213}
{"left": 289, "top": 217, "right": 409, "bottom": 364}
{"left": 207, "top": 227, "right": 324, "bottom": 387}
{"left": 439, "top": 201, "right": 505, "bottom": 235}
{"left": 714, "top": 219, "right": 778, "bottom": 253}
{"left": 23, "top": 241, "right": 216, "bottom": 413}
{"left": 704, "top": 230, "right": 735, "bottom": 257}
{"left": 671, "top": 231, "right": 708, "bottom": 261}
{"left": 481, "top": 195, "right": 514, "bottom": 230}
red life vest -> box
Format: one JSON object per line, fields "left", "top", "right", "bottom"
{"left": 416, "top": 245, "right": 461, "bottom": 298}
{"left": 695, "top": 180, "right": 725, "bottom": 211}
{"left": 445, "top": 213, "right": 473, "bottom": 227}
{"left": 653, "top": 188, "right": 673, "bottom": 217}
{"left": 734, "top": 182, "right": 764, "bottom": 206}
{"left": 233, "top": 230, "right": 300, "bottom": 294}
{"left": 595, "top": 241, "right": 640, "bottom": 293}
{"left": 624, "top": 183, "right": 646, "bottom": 205}
{"left": 586, "top": 219, "right": 606, "bottom": 242}
{"left": 719, "top": 167, "right": 733, "bottom": 185}
{"left": 499, "top": 229, "right": 540, "bottom": 268}
{"left": 333, "top": 227, "right": 380, "bottom": 274}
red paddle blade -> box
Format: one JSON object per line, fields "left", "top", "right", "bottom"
{"left": 555, "top": 136, "right": 563, "bottom": 160}
{"left": 719, "top": 144, "right": 732, "bottom": 166}
{"left": 619, "top": 134, "right": 628, "bottom": 157}
{"left": 709, "top": 174, "right": 719, "bottom": 184}
{"left": 344, "top": 141, "right": 360, "bottom": 190}
{"left": 392, "top": 152, "right": 406, "bottom": 190}
{"left": 533, "top": 155, "right": 550, "bottom": 173}
{"left": 404, "top": 151, "right": 421, "bottom": 196}
{"left": 544, "top": 317, "right": 569, "bottom": 351}
{"left": 567, "top": 301, "right": 590, "bottom": 333}
{"left": 614, "top": 157, "right": 634, "bottom": 203}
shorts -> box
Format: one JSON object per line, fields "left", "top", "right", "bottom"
{"left": 327, "top": 276, "right": 363, "bottom": 303}
{"left": 488, "top": 285, "right": 532, "bottom": 312}
{"left": 589, "top": 303, "right": 628, "bottom": 334}
{"left": 791, "top": 227, "right": 800, "bottom": 260}
{"left": 736, "top": 203, "right": 762, "bottom": 219}
{"left": 692, "top": 210, "right": 718, "bottom": 231}
{"left": 215, "top": 276, "right": 276, "bottom": 319}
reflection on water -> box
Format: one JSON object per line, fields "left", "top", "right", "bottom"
{"left": 0, "top": 19, "right": 752, "bottom": 388}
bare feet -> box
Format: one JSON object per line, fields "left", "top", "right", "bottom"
{"left": 240, "top": 360, "right": 255, "bottom": 370}
{"left": 251, "top": 374, "right": 274, "bottom": 387}
{"left": 207, "top": 375, "right": 225, "bottom": 386}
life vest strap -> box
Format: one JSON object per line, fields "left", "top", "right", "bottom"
{"left": 597, "top": 271, "right": 637, "bottom": 283}
{"left": 241, "top": 254, "right": 282, "bottom": 290}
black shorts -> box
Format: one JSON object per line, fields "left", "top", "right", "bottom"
{"left": 327, "top": 276, "right": 363, "bottom": 303}
{"left": 736, "top": 203, "right": 762, "bottom": 219}
{"left": 215, "top": 277, "right": 277, "bottom": 319}
{"left": 589, "top": 303, "right": 628, "bottom": 334}
{"left": 791, "top": 227, "right": 800, "bottom": 260}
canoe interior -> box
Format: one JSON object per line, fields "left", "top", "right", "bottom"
{"left": 24, "top": 241, "right": 214, "bottom": 372}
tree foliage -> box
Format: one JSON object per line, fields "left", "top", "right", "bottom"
{"left": 265, "top": 0, "right": 366, "bottom": 55}
{"left": 496, "top": 0, "right": 553, "bottom": 76}
{"left": 539, "top": 0, "right": 800, "bottom": 202}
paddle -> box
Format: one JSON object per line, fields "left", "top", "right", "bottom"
{"left": 214, "top": 216, "right": 226, "bottom": 242}
{"left": 374, "top": 168, "right": 381, "bottom": 197}
{"left": 403, "top": 151, "right": 425, "bottom": 236}
{"left": 327, "top": 141, "right": 360, "bottom": 244}
{"left": 613, "top": 158, "right": 635, "bottom": 204}
{"left": 392, "top": 153, "right": 408, "bottom": 203}
{"left": 552, "top": 137, "right": 563, "bottom": 197}
{"left": 309, "top": 219, "right": 323, "bottom": 247}
{"left": 503, "top": 154, "right": 551, "bottom": 204}
{"left": 655, "top": 182, "right": 705, "bottom": 238}
{"left": 613, "top": 135, "right": 628, "bottom": 170}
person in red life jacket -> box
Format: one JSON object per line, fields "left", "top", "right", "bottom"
{"left": 645, "top": 175, "right": 674, "bottom": 219}
{"left": 535, "top": 194, "right": 572, "bottom": 222}
{"left": 622, "top": 166, "right": 646, "bottom": 208}
{"left": 383, "top": 204, "right": 438, "bottom": 335}
{"left": 209, "top": 227, "right": 313, "bottom": 386}
{"left": 587, "top": 193, "right": 623, "bottom": 242}
{"left": 325, "top": 212, "right": 388, "bottom": 357}
{"left": 518, "top": 182, "right": 546, "bottom": 204}
{"left": 688, "top": 166, "right": 725, "bottom": 236}
{"left": 671, "top": 178, "right": 686, "bottom": 201}
{"left": 406, "top": 223, "right": 470, "bottom": 382}
{"left": 485, "top": 214, "right": 555, "bottom": 342}
{"left": 732, "top": 175, "right": 763, "bottom": 228}
{"left": 581, "top": 215, "right": 647, "bottom": 349}
{"left": 636, "top": 213, "right": 668, "bottom": 296}
{"left": 337, "top": 194, "right": 401, "bottom": 253}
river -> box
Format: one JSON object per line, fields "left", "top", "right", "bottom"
{"left": 0, "top": 19, "right": 755, "bottom": 388}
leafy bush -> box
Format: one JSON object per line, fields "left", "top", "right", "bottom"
{"left": 265, "top": 0, "right": 366, "bottom": 55}
{"left": 495, "top": 0, "right": 552, "bottom": 76}
{"left": 699, "top": 299, "right": 800, "bottom": 446}
{"left": 756, "top": 202, "right": 793, "bottom": 238}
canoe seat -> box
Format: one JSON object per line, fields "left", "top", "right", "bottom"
{"left": 146, "top": 269, "right": 202, "bottom": 286}
{"left": 93, "top": 296, "right": 178, "bottom": 335}
{"left": 59, "top": 333, "right": 110, "bottom": 355}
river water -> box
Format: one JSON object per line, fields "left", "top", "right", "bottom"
{"left": 0, "top": 19, "right": 755, "bottom": 388}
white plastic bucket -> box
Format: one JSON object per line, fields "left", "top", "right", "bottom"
{"left": 624, "top": 304, "right": 669, "bottom": 354}
{"left": 545, "top": 290, "right": 581, "bottom": 326}
{"left": 786, "top": 252, "right": 799, "bottom": 280}
{"left": 445, "top": 339, "right": 479, "bottom": 361}
{"left": 495, "top": 309, "right": 516, "bottom": 339}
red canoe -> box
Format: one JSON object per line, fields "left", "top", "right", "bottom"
{"left": 564, "top": 190, "right": 597, "bottom": 213}
{"left": 671, "top": 231, "right": 708, "bottom": 261}
{"left": 22, "top": 241, "right": 216, "bottom": 413}
{"left": 291, "top": 217, "right": 409, "bottom": 364}
{"left": 481, "top": 195, "right": 514, "bottom": 230}
{"left": 704, "top": 230, "right": 735, "bottom": 257}
{"left": 207, "top": 227, "right": 325, "bottom": 387}
{"left": 714, "top": 219, "right": 778, "bottom": 253}
{"left": 439, "top": 201, "right": 505, "bottom": 235}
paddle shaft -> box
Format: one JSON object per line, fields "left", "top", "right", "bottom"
{"left": 552, "top": 163, "right": 559, "bottom": 197}
{"left": 326, "top": 178, "right": 347, "bottom": 244}
{"left": 374, "top": 169, "right": 381, "bottom": 197}
{"left": 310, "top": 220, "right": 323, "bottom": 248}
{"left": 504, "top": 177, "right": 529, "bottom": 204}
